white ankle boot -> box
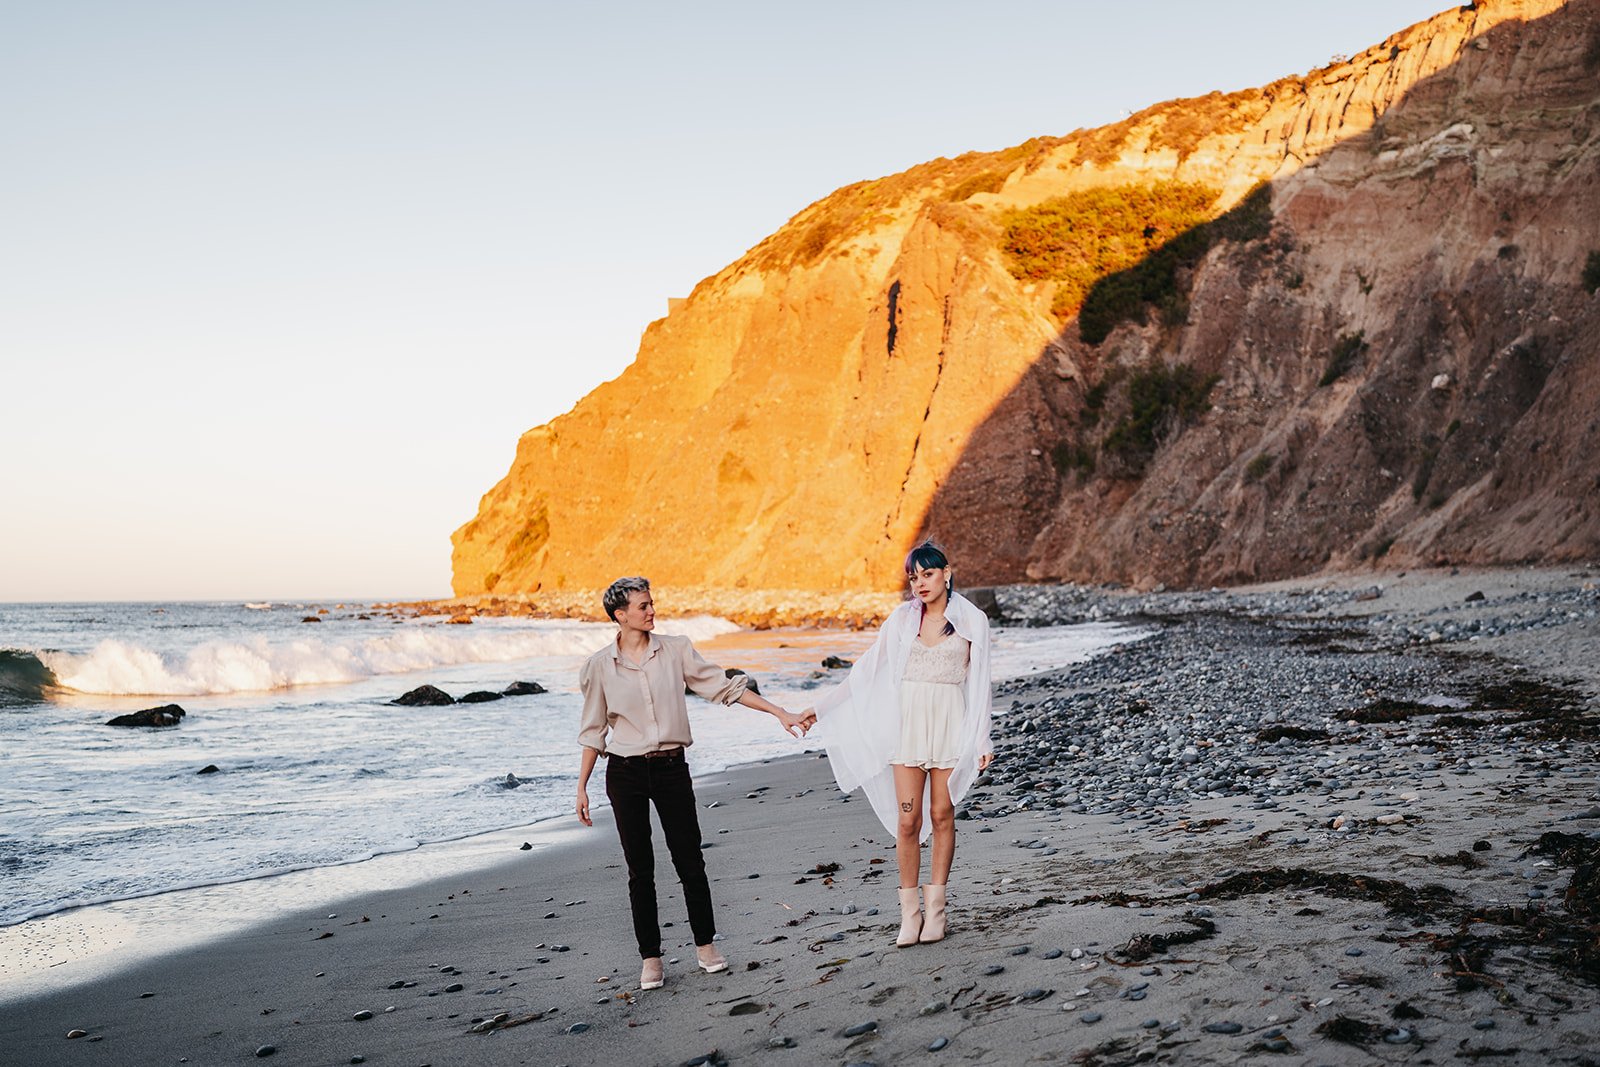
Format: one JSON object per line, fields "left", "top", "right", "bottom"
{"left": 895, "top": 886, "right": 923, "bottom": 947}
{"left": 919, "top": 883, "right": 947, "bottom": 943}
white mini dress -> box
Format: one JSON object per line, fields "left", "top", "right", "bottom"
{"left": 891, "top": 633, "right": 970, "bottom": 769}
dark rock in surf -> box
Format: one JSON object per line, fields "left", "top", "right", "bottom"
{"left": 502, "top": 680, "right": 547, "bottom": 696}
{"left": 197, "top": 764, "right": 220, "bottom": 774}
{"left": 457, "top": 691, "right": 503, "bottom": 703}
{"left": 821, "top": 656, "right": 853, "bottom": 670}
{"left": 391, "top": 685, "right": 454, "bottom": 706}
{"left": 106, "top": 704, "right": 186, "bottom": 728}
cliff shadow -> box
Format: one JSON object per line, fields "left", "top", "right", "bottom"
{"left": 915, "top": 1, "right": 1600, "bottom": 589}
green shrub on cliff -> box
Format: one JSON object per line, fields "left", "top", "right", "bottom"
{"left": 1076, "top": 182, "right": 1274, "bottom": 344}
{"left": 1318, "top": 331, "right": 1367, "bottom": 387}
{"left": 1000, "top": 181, "right": 1220, "bottom": 327}
{"left": 1100, "top": 362, "right": 1220, "bottom": 473}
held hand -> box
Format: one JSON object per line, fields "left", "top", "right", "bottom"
{"left": 576, "top": 787, "right": 592, "bottom": 827}
{"left": 799, "top": 708, "right": 818, "bottom": 730}
{"left": 774, "top": 708, "right": 809, "bottom": 738}
{"left": 978, "top": 753, "right": 994, "bottom": 772}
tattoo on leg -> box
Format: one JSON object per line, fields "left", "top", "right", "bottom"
{"left": 900, "top": 802, "right": 913, "bottom": 813}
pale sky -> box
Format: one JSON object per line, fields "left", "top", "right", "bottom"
{"left": 0, "top": 1, "right": 1452, "bottom": 602}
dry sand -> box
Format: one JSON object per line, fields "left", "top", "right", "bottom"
{"left": 3, "top": 567, "right": 1597, "bottom": 1066}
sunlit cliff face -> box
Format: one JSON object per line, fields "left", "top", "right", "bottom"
{"left": 454, "top": 0, "right": 1598, "bottom": 597}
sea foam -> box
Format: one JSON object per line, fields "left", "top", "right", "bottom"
{"left": 39, "top": 615, "right": 739, "bottom": 696}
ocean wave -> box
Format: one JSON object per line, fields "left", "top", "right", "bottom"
{"left": 0, "top": 649, "right": 59, "bottom": 707}
{"left": 35, "top": 616, "right": 739, "bottom": 697}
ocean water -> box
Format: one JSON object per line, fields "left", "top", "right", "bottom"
{"left": 0, "top": 601, "right": 1144, "bottom": 934}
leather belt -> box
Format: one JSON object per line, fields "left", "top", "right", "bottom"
{"left": 620, "top": 746, "right": 684, "bottom": 760}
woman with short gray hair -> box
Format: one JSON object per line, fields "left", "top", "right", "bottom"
{"left": 575, "top": 576, "right": 809, "bottom": 992}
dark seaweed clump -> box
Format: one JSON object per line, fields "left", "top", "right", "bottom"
{"left": 1113, "top": 917, "right": 1217, "bottom": 962}
{"left": 1195, "top": 867, "right": 1454, "bottom": 918}
{"left": 1314, "top": 1015, "right": 1386, "bottom": 1045}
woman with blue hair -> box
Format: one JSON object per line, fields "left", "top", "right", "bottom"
{"left": 804, "top": 541, "right": 995, "bottom": 947}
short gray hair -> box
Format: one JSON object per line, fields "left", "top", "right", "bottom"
{"left": 602, "top": 576, "right": 651, "bottom": 623}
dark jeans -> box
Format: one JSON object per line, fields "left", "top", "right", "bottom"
{"left": 605, "top": 749, "right": 716, "bottom": 959}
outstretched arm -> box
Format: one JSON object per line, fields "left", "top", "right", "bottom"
{"left": 736, "top": 689, "right": 810, "bottom": 737}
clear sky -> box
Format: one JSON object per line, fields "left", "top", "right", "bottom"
{"left": 1, "top": 0, "right": 1452, "bottom": 602}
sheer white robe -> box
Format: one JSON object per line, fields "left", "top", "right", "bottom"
{"left": 813, "top": 592, "right": 993, "bottom": 841}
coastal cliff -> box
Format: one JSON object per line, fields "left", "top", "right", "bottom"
{"left": 454, "top": 0, "right": 1600, "bottom": 598}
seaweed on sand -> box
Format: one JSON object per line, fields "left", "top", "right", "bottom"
{"left": 1413, "top": 831, "right": 1600, "bottom": 991}
{"left": 1256, "top": 725, "right": 1330, "bottom": 742}
{"left": 1313, "top": 1015, "right": 1386, "bottom": 1045}
{"left": 1194, "top": 867, "right": 1455, "bottom": 918}
{"left": 1112, "top": 917, "right": 1217, "bottom": 962}
{"left": 1349, "top": 698, "right": 1448, "bottom": 724}
{"left": 1072, "top": 1037, "right": 1156, "bottom": 1067}
{"left": 1471, "top": 678, "right": 1598, "bottom": 741}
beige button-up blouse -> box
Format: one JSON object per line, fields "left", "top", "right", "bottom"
{"left": 577, "top": 632, "right": 749, "bottom": 757}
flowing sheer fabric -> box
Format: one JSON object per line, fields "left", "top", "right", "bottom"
{"left": 814, "top": 592, "right": 993, "bottom": 842}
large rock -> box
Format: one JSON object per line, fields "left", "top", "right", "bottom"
{"left": 391, "top": 685, "right": 455, "bottom": 706}
{"left": 452, "top": 0, "right": 1598, "bottom": 595}
{"left": 106, "top": 705, "right": 186, "bottom": 727}
{"left": 502, "top": 680, "right": 547, "bottom": 696}
{"left": 457, "top": 690, "right": 504, "bottom": 703}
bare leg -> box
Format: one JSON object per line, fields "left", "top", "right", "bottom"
{"left": 892, "top": 764, "right": 928, "bottom": 888}
{"left": 927, "top": 767, "right": 957, "bottom": 885}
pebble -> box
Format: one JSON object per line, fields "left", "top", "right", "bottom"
{"left": 843, "top": 1020, "right": 878, "bottom": 1037}
{"left": 919, "top": 1000, "right": 947, "bottom": 1016}
{"left": 1020, "top": 988, "right": 1052, "bottom": 1002}
{"left": 982, "top": 965, "right": 1005, "bottom": 976}
{"left": 444, "top": 983, "right": 464, "bottom": 993}
{"left": 1344, "top": 948, "right": 1364, "bottom": 957}
{"left": 1203, "top": 1021, "right": 1244, "bottom": 1034}
{"left": 1041, "top": 949, "right": 1063, "bottom": 959}
{"left": 352, "top": 1010, "right": 373, "bottom": 1021}
{"left": 66, "top": 1030, "right": 87, "bottom": 1039}
{"left": 767, "top": 1037, "right": 797, "bottom": 1049}
{"left": 138, "top": 991, "right": 155, "bottom": 999}
{"left": 1384, "top": 1028, "right": 1412, "bottom": 1044}
{"left": 928, "top": 1037, "right": 949, "bottom": 1051}
{"left": 565, "top": 1022, "right": 590, "bottom": 1034}
{"left": 1261, "top": 1038, "right": 1291, "bottom": 1053}
{"left": 1081, "top": 1012, "right": 1102, "bottom": 1024}
{"left": 1473, "top": 1019, "right": 1496, "bottom": 1030}
{"left": 1009, "top": 946, "right": 1030, "bottom": 956}
{"left": 255, "top": 1047, "right": 276, "bottom": 1058}
{"left": 387, "top": 980, "right": 406, "bottom": 989}
{"left": 1141, "top": 1018, "right": 1161, "bottom": 1029}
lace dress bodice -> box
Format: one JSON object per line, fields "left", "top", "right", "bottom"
{"left": 902, "top": 634, "right": 970, "bottom": 685}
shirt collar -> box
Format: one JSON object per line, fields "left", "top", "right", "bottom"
{"left": 611, "top": 631, "right": 662, "bottom": 664}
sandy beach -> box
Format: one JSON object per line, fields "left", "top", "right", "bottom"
{"left": 3, "top": 566, "right": 1597, "bottom": 1066}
